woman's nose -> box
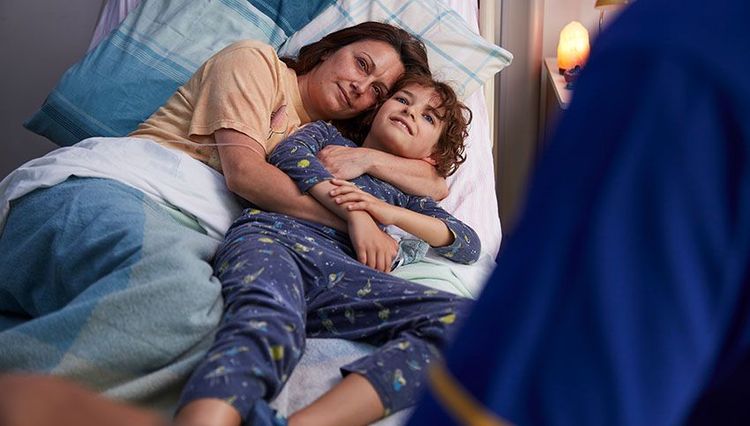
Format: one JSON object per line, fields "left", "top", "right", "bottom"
{"left": 351, "top": 76, "right": 374, "bottom": 95}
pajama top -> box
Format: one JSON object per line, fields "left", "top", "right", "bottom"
{"left": 268, "top": 120, "right": 481, "bottom": 265}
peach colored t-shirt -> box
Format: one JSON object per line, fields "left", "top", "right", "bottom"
{"left": 129, "top": 40, "right": 311, "bottom": 173}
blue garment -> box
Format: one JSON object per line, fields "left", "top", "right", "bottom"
{"left": 408, "top": 0, "right": 750, "bottom": 425}
{"left": 179, "top": 122, "right": 480, "bottom": 422}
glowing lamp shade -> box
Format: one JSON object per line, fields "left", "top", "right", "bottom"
{"left": 557, "top": 21, "right": 590, "bottom": 73}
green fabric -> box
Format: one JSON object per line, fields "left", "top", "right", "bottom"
{"left": 391, "top": 258, "right": 473, "bottom": 299}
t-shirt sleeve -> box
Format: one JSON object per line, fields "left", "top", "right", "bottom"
{"left": 188, "top": 41, "right": 282, "bottom": 154}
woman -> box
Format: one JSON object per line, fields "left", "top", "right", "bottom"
{"left": 0, "top": 22, "right": 441, "bottom": 401}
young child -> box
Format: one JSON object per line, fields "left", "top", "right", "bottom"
{"left": 175, "top": 74, "right": 480, "bottom": 426}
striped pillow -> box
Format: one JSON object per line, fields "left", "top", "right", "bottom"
{"left": 279, "top": 0, "right": 513, "bottom": 98}
{"left": 24, "top": 0, "right": 317, "bottom": 146}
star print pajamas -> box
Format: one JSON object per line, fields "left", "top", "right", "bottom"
{"left": 178, "top": 121, "right": 481, "bottom": 422}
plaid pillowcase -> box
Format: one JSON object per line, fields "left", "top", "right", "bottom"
{"left": 279, "top": 0, "right": 513, "bottom": 98}
{"left": 25, "top": 0, "right": 290, "bottom": 146}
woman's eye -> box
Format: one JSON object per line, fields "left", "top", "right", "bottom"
{"left": 373, "top": 86, "right": 382, "bottom": 97}
{"left": 356, "top": 57, "right": 367, "bottom": 71}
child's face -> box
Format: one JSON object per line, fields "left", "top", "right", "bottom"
{"left": 364, "top": 83, "right": 445, "bottom": 161}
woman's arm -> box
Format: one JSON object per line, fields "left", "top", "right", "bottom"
{"left": 215, "top": 129, "right": 346, "bottom": 231}
{"left": 318, "top": 145, "right": 449, "bottom": 200}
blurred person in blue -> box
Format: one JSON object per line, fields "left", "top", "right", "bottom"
{"left": 408, "top": 0, "right": 750, "bottom": 424}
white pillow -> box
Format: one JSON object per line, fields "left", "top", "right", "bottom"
{"left": 439, "top": 0, "right": 503, "bottom": 259}
{"left": 278, "top": 0, "right": 513, "bottom": 99}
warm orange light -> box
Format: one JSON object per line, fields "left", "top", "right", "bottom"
{"left": 557, "top": 21, "right": 590, "bottom": 73}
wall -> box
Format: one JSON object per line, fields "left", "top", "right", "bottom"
{"left": 494, "top": 0, "right": 545, "bottom": 235}
{"left": 0, "top": 0, "right": 105, "bottom": 179}
{"left": 494, "top": 0, "right": 606, "bottom": 236}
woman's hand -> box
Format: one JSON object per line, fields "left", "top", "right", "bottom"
{"left": 318, "top": 145, "right": 375, "bottom": 180}
{"left": 347, "top": 211, "right": 398, "bottom": 273}
{"left": 330, "top": 179, "right": 402, "bottom": 226}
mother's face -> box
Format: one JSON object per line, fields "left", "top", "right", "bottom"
{"left": 299, "top": 40, "right": 406, "bottom": 121}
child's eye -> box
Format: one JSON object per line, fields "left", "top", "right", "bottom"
{"left": 423, "top": 114, "right": 435, "bottom": 124}
{"left": 395, "top": 96, "right": 408, "bottom": 105}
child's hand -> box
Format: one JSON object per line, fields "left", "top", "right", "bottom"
{"left": 347, "top": 212, "right": 397, "bottom": 272}
{"left": 329, "top": 179, "right": 400, "bottom": 226}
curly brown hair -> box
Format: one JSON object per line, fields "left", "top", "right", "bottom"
{"left": 355, "top": 74, "right": 472, "bottom": 177}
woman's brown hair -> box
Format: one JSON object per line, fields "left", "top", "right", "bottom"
{"left": 281, "top": 21, "right": 430, "bottom": 78}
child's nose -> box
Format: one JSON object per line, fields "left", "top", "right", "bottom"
{"left": 402, "top": 105, "right": 416, "bottom": 120}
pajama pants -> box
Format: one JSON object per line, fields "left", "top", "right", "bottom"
{"left": 178, "top": 209, "right": 471, "bottom": 422}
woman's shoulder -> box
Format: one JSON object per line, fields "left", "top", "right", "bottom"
{"left": 211, "top": 40, "right": 280, "bottom": 63}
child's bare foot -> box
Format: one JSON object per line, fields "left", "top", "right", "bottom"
{"left": 174, "top": 399, "right": 241, "bottom": 426}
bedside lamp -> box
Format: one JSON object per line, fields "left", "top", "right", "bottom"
{"left": 595, "top": 0, "right": 631, "bottom": 31}
{"left": 557, "top": 21, "right": 589, "bottom": 74}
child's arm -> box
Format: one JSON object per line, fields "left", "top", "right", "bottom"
{"left": 330, "top": 179, "right": 481, "bottom": 264}
{"left": 268, "top": 121, "right": 346, "bottom": 193}
{"left": 302, "top": 178, "right": 400, "bottom": 273}
{"left": 317, "top": 145, "right": 449, "bottom": 200}
{"left": 268, "top": 122, "right": 398, "bottom": 272}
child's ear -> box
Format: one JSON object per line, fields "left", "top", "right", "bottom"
{"left": 422, "top": 155, "right": 438, "bottom": 166}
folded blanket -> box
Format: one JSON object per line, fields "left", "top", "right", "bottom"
{"left": 0, "top": 137, "right": 242, "bottom": 240}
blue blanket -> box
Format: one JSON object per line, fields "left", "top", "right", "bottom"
{"left": 0, "top": 178, "right": 223, "bottom": 408}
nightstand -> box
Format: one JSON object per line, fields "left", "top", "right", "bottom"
{"left": 545, "top": 57, "right": 572, "bottom": 109}
{"left": 540, "top": 57, "right": 573, "bottom": 146}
